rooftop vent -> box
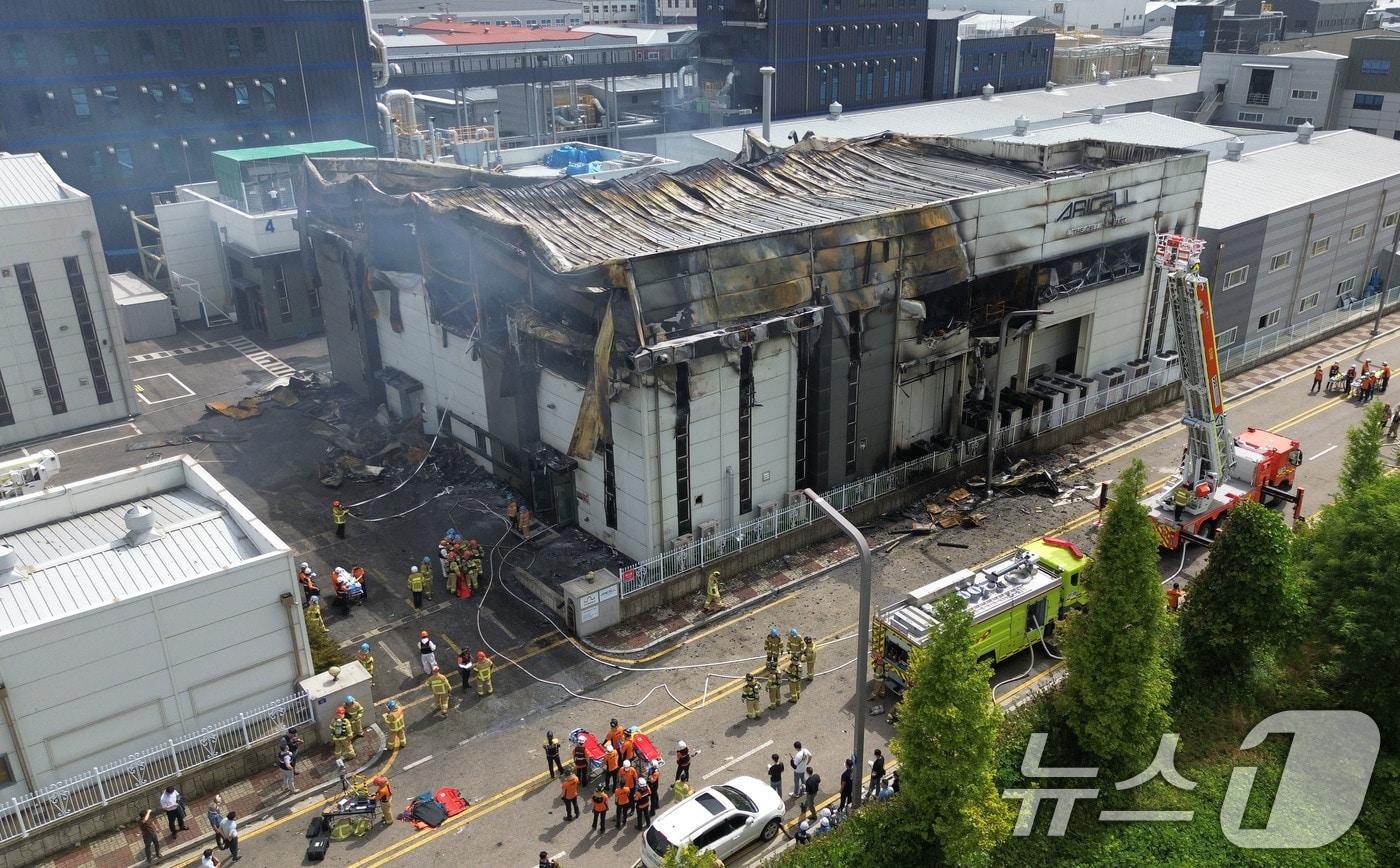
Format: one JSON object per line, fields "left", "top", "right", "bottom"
{"left": 124, "top": 504, "right": 159, "bottom": 547}
{"left": 1044, "top": 80, "right": 1057, "bottom": 92}
{"left": 1225, "top": 136, "right": 1244, "bottom": 161}
{"left": 1090, "top": 105, "right": 1105, "bottom": 124}
{"left": 1296, "top": 121, "right": 1314, "bottom": 144}
{"left": 1148, "top": 65, "right": 1157, "bottom": 78}
{"left": 1013, "top": 115, "right": 1029, "bottom": 135}
{"left": 981, "top": 83, "right": 994, "bottom": 100}
{"left": 1098, "top": 71, "right": 1111, "bottom": 85}
{"left": 0, "top": 545, "right": 21, "bottom": 588}
{"left": 828, "top": 100, "right": 843, "bottom": 120}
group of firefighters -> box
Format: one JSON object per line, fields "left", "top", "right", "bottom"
{"left": 737, "top": 627, "right": 819, "bottom": 718}
{"left": 552, "top": 720, "right": 686, "bottom": 834}
{"left": 1315, "top": 359, "right": 1391, "bottom": 402}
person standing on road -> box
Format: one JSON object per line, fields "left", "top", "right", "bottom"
{"left": 803, "top": 637, "right": 816, "bottom": 681}
{"left": 703, "top": 569, "right": 723, "bottom": 611}
{"left": 790, "top": 742, "right": 812, "bottom": 798}
{"left": 802, "top": 768, "right": 821, "bottom": 820}
{"left": 475, "top": 650, "right": 494, "bottom": 695}
{"left": 280, "top": 727, "right": 303, "bottom": 773}
{"left": 200, "top": 849, "right": 220, "bottom": 868}
{"left": 418, "top": 632, "right": 437, "bottom": 675}
{"left": 138, "top": 809, "right": 162, "bottom": 864}
{"left": 590, "top": 785, "right": 609, "bottom": 833}
{"left": 343, "top": 695, "right": 366, "bottom": 739}
{"left": 647, "top": 763, "right": 661, "bottom": 815}
{"left": 865, "top": 749, "right": 886, "bottom": 801}
{"left": 612, "top": 780, "right": 632, "bottom": 830}
{"left": 373, "top": 776, "right": 394, "bottom": 826}
{"left": 620, "top": 759, "right": 638, "bottom": 791}
{"left": 219, "top": 811, "right": 240, "bottom": 862}
{"left": 159, "top": 786, "right": 188, "bottom": 838}
{"left": 383, "top": 699, "right": 407, "bottom": 750}
{"left": 603, "top": 742, "right": 619, "bottom": 790}
{"left": 357, "top": 643, "right": 375, "bottom": 676}
{"left": 1381, "top": 363, "right": 1391, "bottom": 394}
{"left": 742, "top": 673, "right": 761, "bottom": 720}
{"left": 1311, "top": 366, "right": 1324, "bottom": 394}
{"left": 426, "top": 666, "right": 452, "bottom": 717}
{"left": 409, "top": 567, "right": 427, "bottom": 609}
{"left": 575, "top": 738, "right": 592, "bottom": 787}
{"left": 787, "top": 658, "right": 802, "bottom": 703}
{"left": 839, "top": 758, "right": 854, "bottom": 812}
{"left": 768, "top": 754, "right": 785, "bottom": 798}
{"left": 331, "top": 500, "right": 347, "bottom": 538}
{"left": 545, "top": 731, "right": 564, "bottom": 778}
{"left": 633, "top": 774, "right": 653, "bottom": 830}
{"left": 674, "top": 741, "right": 692, "bottom": 783}
{"left": 457, "top": 648, "right": 473, "bottom": 694}
{"left": 560, "top": 768, "right": 580, "bottom": 821}
{"left": 421, "top": 557, "right": 436, "bottom": 599}
{"left": 764, "top": 626, "right": 782, "bottom": 668}
{"left": 766, "top": 664, "right": 782, "bottom": 709}
{"left": 1344, "top": 366, "right": 1357, "bottom": 397}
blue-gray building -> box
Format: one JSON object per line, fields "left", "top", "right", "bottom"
{"left": 925, "top": 12, "right": 1053, "bottom": 101}
{"left": 0, "top": 0, "right": 384, "bottom": 268}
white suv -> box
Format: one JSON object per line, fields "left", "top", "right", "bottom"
{"left": 640, "top": 775, "right": 786, "bottom": 867}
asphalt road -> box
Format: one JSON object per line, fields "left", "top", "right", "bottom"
{"left": 7, "top": 322, "right": 1399, "bottom": 868}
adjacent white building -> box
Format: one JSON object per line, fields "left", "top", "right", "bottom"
{"left": 0, "top": 456, "right": 309, "bottom": 795}
{"left": 0, "top": 153, "right": 139, "bottom": 448}
{"left": 928, "top": 0, "right": 1132, "bottom": 32}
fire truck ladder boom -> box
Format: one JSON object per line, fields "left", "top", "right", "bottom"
{"left": 1166, "top": 267, "right": 1236, "bottom": 488}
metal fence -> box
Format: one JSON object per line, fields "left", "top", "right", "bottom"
{"left": 618, "top": 288, "right": 1400, "bottom": 598}
{"left": 0, "top": 692, "right": 313, "bottom": 845}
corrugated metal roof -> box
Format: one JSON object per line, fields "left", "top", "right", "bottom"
{"left": 427, "top": 135, "right": 1047, "bottom": 271}
{"left": 0, "top": 489, "right": 261, "bottom": 636}
{"left": 685, "top": 70, "right": 1200, "bottom": 161}
{"left": 1199, "top": 130, "right": 1400, "bottom": 228}
{"left": 0, "top": 153, "right": 72, "bottom": 209}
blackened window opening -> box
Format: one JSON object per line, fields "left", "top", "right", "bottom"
{"left": 675, "top": 362, "right": 693, "bottom": 536}
{"left": 603, "top": 440, "right": 618, "bottom": 529}
{"left": 63, "top": 256, "right": 112, "bottom": 405}
{"left": 15, "top": 263, "right": 66, "bottom": 416}
{"left": 844, "top": 313, "right": 862, "bottom": 477}
{"left": 738, "top": 345, "right": 754, "bottom": 516}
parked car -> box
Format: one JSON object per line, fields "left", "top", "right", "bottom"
{"left": 640, "top": 775, "right": 785, "bottom": 867}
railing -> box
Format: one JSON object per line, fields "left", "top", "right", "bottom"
{"left": 617, "top": 286, "right": 1400, "bottom": 599}
{"left": 1245, "top": 92, "right": 1271, "bottom": 106}
{"left": 0, "top": 692, "right": 313, "bottom": 845}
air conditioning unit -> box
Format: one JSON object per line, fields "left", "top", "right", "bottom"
{"left": 1093, "top": 366, "right": 1127, "bottom": 408}
{"left": 696, "top": 519, "right": 721, "bottom": 561}
{"left": 1124, "top": 358, "right": 1152, "bottom": 397}
{"left": 756, "top": 500, "right": 779, "bottom": 537}
{"left": 1151, "top": 350, "right": 1180, "bottom": 386}
{"left": 666, "top": 533, "right": 695, "bottom": 572}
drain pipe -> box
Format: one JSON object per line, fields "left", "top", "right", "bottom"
{"left": 493, "top": 109, "right": 502, "bottom": 163}
{"left": 760, "top": 65, "right": 775, "bottom": 142}
{"left": 427, "top": 115, "right": 438, "bottom": 162}
{"left": 376, "top": 102, "right": 394, "bottom": 155}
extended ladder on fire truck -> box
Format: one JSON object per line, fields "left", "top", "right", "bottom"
{"left": 1144, "top": 235, "right": 1305, "bottom": 549}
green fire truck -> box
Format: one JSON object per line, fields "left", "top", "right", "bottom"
{"left": 875, "top": 536, "right": 1089, "bottom": 694}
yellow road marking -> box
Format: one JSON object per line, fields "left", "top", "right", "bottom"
{"left": 374, "top": 636, "right": 570, "bottom": 708}
{"left": 589, "top": 592, "right": 805, "bottom": 665}
{"left": 240, "top": 748, "right": 400, "bottom": 843}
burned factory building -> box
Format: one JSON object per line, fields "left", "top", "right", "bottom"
{"left": 299, "top": 135, "right": 1206, "bottom": 563}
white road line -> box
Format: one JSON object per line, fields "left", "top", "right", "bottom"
{"left": 487, "top": 611, "right": 519, "bottom": 645}
{"left": 402, "top": 755, "right": 434, "bottom": 771}
{"left": 380, "top": 640, "right": 412, "bottom": 678}
{"left": 1309, "top": 444, "right": 1339, "bottom": 461}
{"left": 702, "top": 739, "right": 774, "bottom": 781}
{"left": 56, "top": 433, "right": 141, "bottom": 455}
{"left": 133, "top": 373, "right": 196, "bottom": 405}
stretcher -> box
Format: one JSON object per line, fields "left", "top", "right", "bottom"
{"left": 569, "top": 728, "right": 607, "bottom": 776}
{"left": 630, "top": 731, "right": 664, "bottom": 769}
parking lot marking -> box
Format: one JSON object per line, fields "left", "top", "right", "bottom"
{"left": 702, "top": 739, "right": 774, "bottom": 781}
{"left": 133, "top": 372, "right": 196, "bottom": 405}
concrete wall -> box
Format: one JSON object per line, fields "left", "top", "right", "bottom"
{"left": 0, "top": 550, "right": 303, "bottom": 792}
{"left": 155, "top": 197, "right": 228, "bottom": 323}
{"left": 1336, "top": 89, "right": 1400, "bottom": 137}
{"left": 0, "top": 189, "right": 138, "bottom": 447}
{"left": 1200, "top": 51, "right": 1343, "bottom": 129}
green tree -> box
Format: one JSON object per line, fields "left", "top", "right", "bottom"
{"left": 1059, "top": 460, "right": 1172, "bottom": 771}
{"left": 890, "top": 595, "right": 1012, "bottom": 865}
{"left": 660, "top": 842, "right": 724, "bottom": 868}
{"left": 1178, "top": 500, "right": 1303, "bottom": 687}
{"left": 1298, "top": 473, "right": 1400, "bottom": 740}
{"left": 1339, "top": 401, "right": 1388, "bottom": 493}
{"left": 306, "top": 607, "right": 345, "bottom": 673}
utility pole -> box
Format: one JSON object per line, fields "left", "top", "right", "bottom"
{"left": 802, "top": 489, "right": 872, "bottom": 809}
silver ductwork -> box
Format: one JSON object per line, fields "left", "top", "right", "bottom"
{"left": 674, "top": 65, "right": 696, "bottom": 101}
{"left": 364, "top": 0, "right": 390, "bottom": 87}
{"left": 759, "top": 67, "right": 774, "bottom": 140}
{"left": 376, "top": 102, "right": 394, "bottom": 154}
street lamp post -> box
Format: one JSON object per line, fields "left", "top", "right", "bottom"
{"left": 802, "top": 488, "right": 873, "bottom": 809}
{"left": 985, "top": 309, "right": 1053, "bottom": 492}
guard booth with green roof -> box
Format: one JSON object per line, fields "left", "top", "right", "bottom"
{"left": 212, "top": 140, "right": 375, "bottom": 213}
